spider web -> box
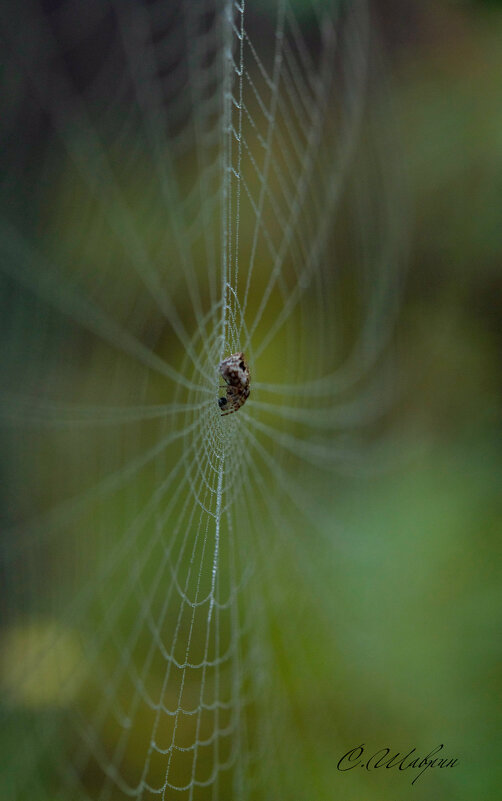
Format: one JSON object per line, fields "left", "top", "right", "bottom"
{"left": 0, "top": 0, "right": 404, "bottom": 799}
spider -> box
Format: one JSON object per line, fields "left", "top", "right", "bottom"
{"left": 218, "top": 352, "right": 250, "bottom": 416}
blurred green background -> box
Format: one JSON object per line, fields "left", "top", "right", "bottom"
{"left": 264, "top": 1, "right": 502, "bottom": 799}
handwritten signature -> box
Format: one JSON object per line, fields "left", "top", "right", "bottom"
{"left": 337, "top": 743, "right": 458, "bottom": 785}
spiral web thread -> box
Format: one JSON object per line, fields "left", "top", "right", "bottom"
{"left": 0, "top": 0, "right": 404, "bottom": 799}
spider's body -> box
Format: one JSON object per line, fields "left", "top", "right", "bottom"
{"left": 218, "top": 352, "right": 250, "bottom": 416}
